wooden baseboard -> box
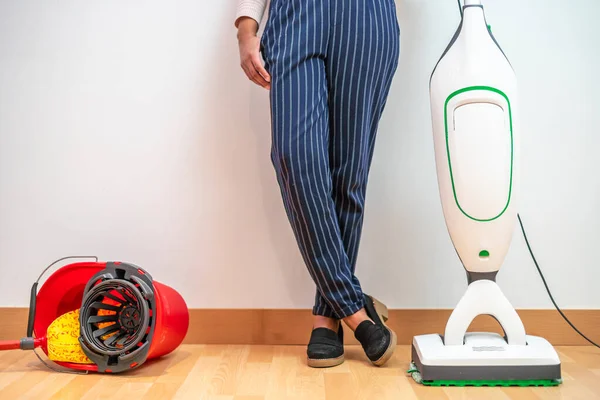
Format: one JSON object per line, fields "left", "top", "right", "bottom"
{"left": 1, "top": 308, "right": 598, "bottom": 346}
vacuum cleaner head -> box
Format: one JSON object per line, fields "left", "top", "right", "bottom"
{"left": 410, "top": 333, "right": 561, "bottom": 387}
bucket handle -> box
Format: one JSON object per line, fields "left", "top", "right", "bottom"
{"left": 27, "top": 256, "right": 98, "bottom": 337}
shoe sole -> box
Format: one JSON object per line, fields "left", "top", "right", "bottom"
{"left": 307, "top": 355, "right": 345, "bottom": 368}
{"left": 369, "top": 296, "right": 397, "bottom": 367}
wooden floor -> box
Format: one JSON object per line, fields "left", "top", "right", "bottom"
{"left": 0, "top": 345, "right": 599, "bottom": 399}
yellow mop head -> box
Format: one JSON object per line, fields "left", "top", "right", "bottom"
{"left": 46, "top": 309, "right": 93, "bottom": 364}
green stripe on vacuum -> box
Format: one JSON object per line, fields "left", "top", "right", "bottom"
{"left": 422, "top": 379, "right": 561, "bottom": 387}
{"left": 444, "top": 85, "right": 514, "bottom": 222}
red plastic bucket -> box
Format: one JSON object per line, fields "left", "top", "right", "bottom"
{"left": 27, "top": 260, "right": 189, "bottom": 372}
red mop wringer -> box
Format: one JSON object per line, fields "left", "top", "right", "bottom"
{"left": 0, "top": 256, "right": 189, "bottom": 373}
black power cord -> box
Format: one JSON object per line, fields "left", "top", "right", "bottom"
{"left": 453, "top": 0, "right": 598, "bottom": 349}
{"left": 517, "top": 214, "right": 600, "bottom": 348}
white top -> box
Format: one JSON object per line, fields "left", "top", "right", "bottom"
{"left": 235, "top": 0, "right": 267, "bottom": 27}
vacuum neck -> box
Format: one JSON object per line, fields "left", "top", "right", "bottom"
{"left": 462, "top": 1, "right": 488, "bottom": 37}
{"left": 464, "top": 0, "right": 482, "bottom": 5}
{"left": 466, "top": 271, "right": 498, "bottom": 284}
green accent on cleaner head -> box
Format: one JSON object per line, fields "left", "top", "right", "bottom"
{"left": 479, "top": 250, "right": 490, "bottom": 258}
{"left": 422, "top": 379, "right": 561, "bottom": 387}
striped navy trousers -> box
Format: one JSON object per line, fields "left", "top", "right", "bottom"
{"left": 260, "top": 0, "right": 400, "bottom": 319}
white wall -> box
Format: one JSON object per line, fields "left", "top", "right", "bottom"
{"left": 0, "top": 0, "right": 598, "bottom": 309}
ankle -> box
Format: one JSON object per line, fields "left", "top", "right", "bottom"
{"left": 342, "top": 309, "right": 373, "bottom": 331}
{"left": 313, "top": 316, "right": 339, "bottom": 331}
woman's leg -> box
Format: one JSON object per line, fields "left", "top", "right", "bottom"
{"left": 313, "top": 0, "right": 401, "bottom": 317}
{"left": 261, "top": 0, "right": 364, "bottom": 319}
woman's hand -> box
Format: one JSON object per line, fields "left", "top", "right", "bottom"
{"left": 237, "top": 17, "right": 271, "bottom": 90}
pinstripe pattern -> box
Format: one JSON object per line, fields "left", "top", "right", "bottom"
{"left": 261, "top": 0, "right": 400, "bottom": 319}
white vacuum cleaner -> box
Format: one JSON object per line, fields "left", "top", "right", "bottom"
{"left": 410, "top": 0, "right": 562, "bottom": 386}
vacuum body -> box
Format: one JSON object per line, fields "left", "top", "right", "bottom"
{"left": 430, "top": 1, "right": 518, "bottom": 277}
{"left": 411, "top": 0, "right": 561, "bottom": 385}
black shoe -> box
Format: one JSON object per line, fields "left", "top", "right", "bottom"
{"left": 354, "top": 294, "right": 397, "bottom": 366}
{"left": 307, "top": 325, "right": 344, "bottom": 368}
